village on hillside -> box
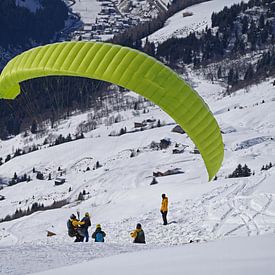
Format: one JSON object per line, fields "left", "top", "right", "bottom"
{"left": 70, "top": 0, "right": 167, "bottom": 41}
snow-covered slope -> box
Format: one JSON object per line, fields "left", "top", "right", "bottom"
{"left": 35, "top": 234, "right": 275, "bottom": 275}
{"left": 0, "top": 0, "right": 275, "bottom": 274}
{"left": 64, "top": 0, "right": 101, "bottom": 25}
{"left": 0, "top": 76, "right": 274, "bottom": 273}
{"left": 147, "top": 0, "right": 250, "bottom": 44}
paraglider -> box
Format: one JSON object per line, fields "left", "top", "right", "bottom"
{"left": 0, "top": 41, "right": 223, "bottom": 180}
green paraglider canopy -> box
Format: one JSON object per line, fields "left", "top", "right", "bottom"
{"left": 0, "top": 41, "right": 223, "bottom": 180}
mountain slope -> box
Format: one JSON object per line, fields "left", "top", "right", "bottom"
{"left": 0, "top": 0, "right": 274, "bottom": 274}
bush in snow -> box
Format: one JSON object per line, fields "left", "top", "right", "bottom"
{"left": 228, "top": 164, "right": 251, "bottom": 178}
{"left": 261, "top": 162, "right": 273, "bottom": 171}
{"left": 36, "top": 172, "right": 44, "bottom": 180}
{"left": 78, "top": 192, "right": 84, "bottom": 201}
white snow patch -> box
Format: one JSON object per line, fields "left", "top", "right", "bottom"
{"left": 147, "top": 0, "right": 250, "bottom": 44}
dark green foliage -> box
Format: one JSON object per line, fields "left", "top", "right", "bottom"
{"left": 5, "top": 154, "right": 11, "bottom": 163}
{"left": 78, "top": 192, "right": 84, "bottom": 201}
{"left": 228, "top": 164, "right": 252, "bottom": 178}
{"left": 0, "top": 76, "right": 106, "bottom": 139}
{"left": 53, "top": 133, "right": 84, "bottom": 146}
{"left": 0, "top": 199, "right": 68, "bottom": 223}
{"left": 36, "top": 172, "right": 44, "bottom": 180}
{"left": 157, "top": 0, "right": 275, "bottom": 69}
{"left": 261, "top": 162, "right": 273, "bottom": 171}
{"left": 119, "top": 127, "right": 127, "bottom": 136}
{"left": 9, "top": 172, "right": 29, "bottom": 185}
{"left": 0, "top": 0, "right": 68, "bottom": 47}
{"left": 30, "top": 120, "right": 38, "bottom": 134}
{"left": 244, "top": 65, "right": 255, "bottom": 80}
{"left": 95, "top": 161, "right": 101, "bottom": 169}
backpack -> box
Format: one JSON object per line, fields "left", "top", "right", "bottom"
{"left": 67, "top": 219, "right": 75, "bottom": 237}
{"left": 95, "top": 232, "right": 104, "bottom": 242}
{"left": 135, "top": 230, "right": 145, "bottom": 244}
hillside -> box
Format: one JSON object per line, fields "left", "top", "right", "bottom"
{"left": 0, "top": 0, "right": 69, "bottom": 70}
{"left": 0, "top": 0, "right": 275, "bottom": 274}
{"left": 0, "top": 75, "right": 274, "bottom": 273}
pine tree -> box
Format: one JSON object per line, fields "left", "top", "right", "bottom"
{"left": 243, "top": 164, "right": 251, "bottom": 177}
{"left": 244, "top": 64, "right": 254, "bottom": 81}
{"left": 228, "top": 68, "right": 234, "bottom": 85}
{"left": 5, "top": 154, "right": 11, "bottom": 163}
{"left": 217, "top": 66, "right": 222, "bottom": 79}
{"left": 78, "top": 192, "right": 84, "bottom": 201}
{"left": 31, "top": 120, "right": 38, "bottom": 134}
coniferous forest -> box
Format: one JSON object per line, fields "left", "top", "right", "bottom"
{"left": 0, "top": 0, "right": 68, "bottom": 47}
{"left": 157, "top": 0, "right": 275, "bottom": 66}
{"left": 0, "top": 0, "right": 274, "bottom": 139}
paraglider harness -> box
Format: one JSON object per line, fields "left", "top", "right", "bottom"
{"left": 67, "top": 219, "right": 85, "bottom": 238}
{"left": 67, "top": 219, "right": 77, "bottom": 237}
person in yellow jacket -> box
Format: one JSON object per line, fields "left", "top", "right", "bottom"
{"left": 130, "top": 223, "right": 146, "bottom": 244}
{"left": 68, "top": 214, "right": 85, "bottom": 242}
{"left": 160, "top": 194, "right": 168, "bottom": 225}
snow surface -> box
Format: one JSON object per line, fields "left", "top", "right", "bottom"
{"left": 147, "top": 0, "right": 250, "bottom": 44}
{"left": 0, "top": 0, "right": 275, "bottom": 274}
{"left": 0, "top": 76, "right": 274, "bottom": 274}
{"left": 34, "top": 234, "right": 275, "bottom": 275}
{"left": 64, "top": 0, "right": 101, "bottom": 25}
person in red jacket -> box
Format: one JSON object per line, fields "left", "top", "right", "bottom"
{"left": 160, "top": 193, "right": 168, "bottom": 225}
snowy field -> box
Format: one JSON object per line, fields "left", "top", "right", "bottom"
{"left": 64, "top": 0, "right": 101, "bottom": 24}
{"left": 35, "top": 234, "right": 275, "bottom": 275}
{"left": 0, "top": 76, "right": 274, "bottom": 274}
{"left": 0, "top": 0, "right": 275, "bottom": 274}
{"left": 147, "top": 0, "right": 250, "bottom": 44}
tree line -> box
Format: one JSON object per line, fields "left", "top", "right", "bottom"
{"left": 0, "top": 0, "right": 68, "bottom": 48}
{"left": 157, "top": 0, "right": 275, "bottom": 67}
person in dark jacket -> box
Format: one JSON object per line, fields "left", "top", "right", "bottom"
{"left": 67, "top": 214, "right": 85, "bottom": 242}
{"left": 130, "top": 223, "right": 146, "bottom": 244}
{"left": 92, "top": 224, "right": 106, "bottom": 242}
{"left": 81, "top": 212, "right": 91, "bottom": 242}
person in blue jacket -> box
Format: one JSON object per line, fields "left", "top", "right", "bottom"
{"left": 92, "top": 224, "right": 106, "bottom": 242}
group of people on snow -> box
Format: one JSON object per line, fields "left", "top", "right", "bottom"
{"left": 68, "top": 212, "right": 106, "bottom": 243}
{"left": 67, "top": 194, "right": 169, "bottom": 244}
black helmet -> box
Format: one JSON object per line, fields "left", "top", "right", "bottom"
{"left": 70, "top": 214, "right": 76, "bottom": 219}
{"left": 136, "top": 223, "right": 142, "bottom": 229}
{"left": 162, "top": 193, "right": 166, "bottom": 199}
